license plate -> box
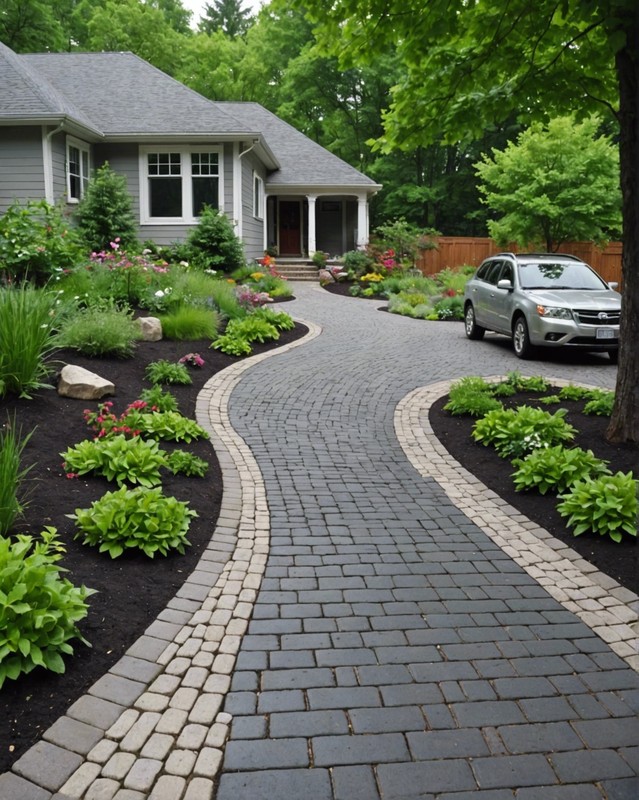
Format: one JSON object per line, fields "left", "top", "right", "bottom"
{"left": 596, "top": 328, "right": 615, "bottom": 339}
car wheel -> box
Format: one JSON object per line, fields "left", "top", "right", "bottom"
{"left": 513, "top": 316, "right": 532, "bottom": 359}
{"left": 608, "top": 349, "right": 619, "bottom": 364}
{"left": 464, "top": 304, "right": 485, "bottom": 340}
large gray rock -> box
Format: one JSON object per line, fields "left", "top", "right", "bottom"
{"left": 57, "top": 365, "right": 115, "bottom": 400}
{"left": 136, "top": 316, "right": 162, "bottom": 341}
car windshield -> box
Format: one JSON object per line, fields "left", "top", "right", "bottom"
{"left": 518, "top": 262, "right": 608, "bottom": 291}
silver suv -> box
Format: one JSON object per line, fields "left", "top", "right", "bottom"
{"left": 463, "top": 252, "right": 621, "bottom": 362}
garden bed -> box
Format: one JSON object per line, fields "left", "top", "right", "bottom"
{"left": 0, "top": 324, "right": 307, "bottom": 772}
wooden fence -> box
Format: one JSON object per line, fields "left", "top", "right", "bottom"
{"left": 417, "top": 238, "right": 623, "bottom": 287}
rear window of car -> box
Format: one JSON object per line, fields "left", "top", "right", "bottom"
{"left": 518, "top": 261, "right": 608, "bottom": 291}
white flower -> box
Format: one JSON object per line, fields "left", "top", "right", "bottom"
{"left": 154, "top": 290, "right": 165, "bottom": 298}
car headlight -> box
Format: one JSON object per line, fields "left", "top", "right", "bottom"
{"left": 536, "top": 305, "right": 573, "bottom": 320}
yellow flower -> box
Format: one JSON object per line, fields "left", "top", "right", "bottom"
{"left": 250, "top": 272, "right": 264, "bottom": 280}
{"left": 361, "top": 272, "right": 384, "bottom": 282}
{"left": 226, "top": 278, "right": 236, "bottom": 284}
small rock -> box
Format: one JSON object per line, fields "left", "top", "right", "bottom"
{"left": 318, "top": 269, "right": 334, "bottom": 285}
{"left": 57, "top": 365, "right": 115, "bottom": 400}
{"left": 136, "top": 317, "right": 162, "bottom": 341}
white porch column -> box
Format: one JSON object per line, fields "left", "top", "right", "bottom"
{"left": 232, "top": 142, "right": 242, "bottom": 239}
{"left": 356, "top": 193, "right": 369, "bottom": 249}
{"left": 306, "top": 194, "right": 317, "bottom": 256}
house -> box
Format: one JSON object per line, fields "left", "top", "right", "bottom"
{"left": 0, "top": 41, "right": 381, "bottom": 260}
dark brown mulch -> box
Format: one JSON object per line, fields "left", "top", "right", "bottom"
{"left": 429, "top": 391, "right": 637, "bottom": 595}
{"left": 322, "top": 279, "right": 382, "bottom": 300}
{"left": 0, "top": 323, "right": 307, "bottom": 772}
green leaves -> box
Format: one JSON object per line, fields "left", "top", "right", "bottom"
{"left": 70, "top": 487, "right": 196, "bottom": 558}
{"left": 512, "top": 445, "right": 611, "bottom": 495}
{"left": 472, "top": 406, "right": 576, "bottom": 459}
{"left": 0, "top": 527, "right": 94, "bottom": 688}
{"left": 145, "top": 360, "right": 192, "bottom": 386}
{"left": 62, "top": 435, "right": 165, "bottom": 488}
{"left": 557, "top": 472, "right": 638, "bottom": 542}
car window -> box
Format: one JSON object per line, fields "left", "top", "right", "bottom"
{"left": 518, "top": 261, "right": 608, "bottom": 290}
{"left": 483, "top": 261, "right": 504, "bottom": 285}
{"left": 498, "top": 263, "right": 514, "bottom": 284}
{"left": 475, "top": 262, "right": 494, "bottom": 281}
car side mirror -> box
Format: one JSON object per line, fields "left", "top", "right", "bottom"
{"left": 497, "top": 279, "right": 513, "bottom": 291}
{"left": 608, "top": 281, "right": 619, "bottom": 290}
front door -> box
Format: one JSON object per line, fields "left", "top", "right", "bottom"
{"left": 279, "top": 201, "right": 302, "bottom": 255}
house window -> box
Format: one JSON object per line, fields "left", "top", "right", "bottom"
{"left": 140, "top": 147, "right": 223, "bottom": 223}
{"left": 66, "top": 138, "right": 90, "bottom": 201}
{"left": 253, "top": 173, "right": 264, "bottom": 219}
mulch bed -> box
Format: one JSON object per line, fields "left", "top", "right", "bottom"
{"left": 0, "top": 323, "right": 306, "bottom": 772}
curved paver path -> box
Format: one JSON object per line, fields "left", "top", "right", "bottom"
{"left": 2, "top": 283, "right": 637, "bottom": 799}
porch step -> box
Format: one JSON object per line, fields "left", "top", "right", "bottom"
{"left": 275, "top": 262, "right": 320, "bottom": 281}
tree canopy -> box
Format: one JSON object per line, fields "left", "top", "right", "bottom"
{"left": 475, "top": 116, "right": 622, "bottom": 252}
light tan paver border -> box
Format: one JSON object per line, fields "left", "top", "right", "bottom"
{"left": 395, "top": 376, "right": 639, "bottom": 674}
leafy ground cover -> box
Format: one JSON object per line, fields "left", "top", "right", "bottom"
{"left": 0, "top": 324, "right": 306, "bottom": 772}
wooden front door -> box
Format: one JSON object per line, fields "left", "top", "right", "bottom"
{"left": 279, "top": 200, "right": 302, "bottom": 255}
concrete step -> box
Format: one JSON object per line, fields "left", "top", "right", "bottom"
{"left": 275, "top": 263, "right": 320, "bottom": 281}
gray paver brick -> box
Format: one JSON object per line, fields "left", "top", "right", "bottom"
{"left": 312, "top": 732, "right": 410, "bottom": 766}
{"left": 551, "top": 749, "right": 635, "bottom": 782}
{"left": 216, "top": 768, "right": 332, "bottom": 800}
{"left": 43, "top": 716, "right": 104, "bottom": 755}
{"left": 223, "top": 738, "right": 309, "bottom": 770}
{"left": 269, "top": 709, "right": 348, "bottom": 738}
{"left": 377, "top": 760, "right": 476, "bottom": 797}
{"left": 12, "top": 740, "right": 84, "bottom": 792}
{"left": 407, "top": 728, "right": 490, "bottom": 759}
{"left": 472, "top": 754, "right": 558, "bottom": 788}
{"left": 332, "top": 765, "right": 380, "bottom": 800}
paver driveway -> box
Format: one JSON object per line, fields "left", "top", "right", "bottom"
{"left": 2, "top": 283, "right": 636, "bottom": 800}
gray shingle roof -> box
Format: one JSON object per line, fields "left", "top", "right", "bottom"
{"left": 0, "top": 45, "right": 377, "bottom": 190}
{"left": 217, "top": 102, "right": 379, "bottom": 188}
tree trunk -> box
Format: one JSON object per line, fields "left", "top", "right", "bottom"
{"left": 607, "top": 8, "right": 639, "bottom": 443}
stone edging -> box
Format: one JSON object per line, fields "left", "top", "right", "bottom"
{"left": 394, "top": 376, "right": 639, "bottom": 674}
{"left": 2, "top": 319, "right": 321, "bottom": 800}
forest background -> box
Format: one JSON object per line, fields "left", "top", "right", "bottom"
{"left": 0, "top": 0, "right": 524, "bottom": 236}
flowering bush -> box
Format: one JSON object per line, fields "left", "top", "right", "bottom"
{"left": 178, "top": 352, "right": 205, "bottom": 368}
{"left": 236, "top": 284, "right": 273, "bottom": 308}
{"left": 87, "top": 240, "right": 169, "bottom": 305}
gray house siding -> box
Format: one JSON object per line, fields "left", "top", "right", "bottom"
{"left": 240, "top": 151, "right": 265, "bottom": 260}
{"left": 0, "top": 127, "right": 45, "bottom": 212}
{"left": 51, "top": 131, "right": 67, "bottom": 205}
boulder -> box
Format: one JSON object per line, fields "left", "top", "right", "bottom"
{"left": 136, "top": 316, "right": 163, "bottom": 341}
{"left": 58, "top": 365, "right": 115, "bottom": 400}
{"left": 318, "top": 268, "right": 334, "bottom": 285}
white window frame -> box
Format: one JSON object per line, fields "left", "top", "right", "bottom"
{"left": 66, "top": 136, "right": 91, "bottom": 203}
{"left": 139, "top": 145, "right": 224, "bottom": 225}
{"left": 253, "top": 172, "right": 264, "bottom": 220}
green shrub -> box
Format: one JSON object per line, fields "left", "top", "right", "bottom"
{"left": 444, "top": 377, "right": 503, "bottom": 417}
{"left": 0, "top": 527, "right": 94, "bottom": 687}
{"left": 135, "top": 411, "right": 208, "bottom": 443}
{"left": 342, "top": 249, "right": 375, "bottom": 278}
{"left": 512, "top": 445, "right": 611, "bottom": 494}
{"left": 139, "top": 385, "right": 180, "bottom": 412}
{"left": 75, "top": 162, "right": 137, "bottom": 252}
{"left": 70, "top": 486, "right": 196, "bottom": 558}
{"left": 0, "top": 284, "right": 61, "bottom": 398}
{"left": 206, "top": 279, "right": 246, "bottom": 319}
{"left": 433, "top": 295, "right": 464, "bottom": 320}
{"left": 186, "top": 207, "right": 245, "bottom": 272}
{"left": 62, "top": 434, "right": 165, "bottom": 487}
{"left": 57, "top": 304, "right": 141, "bottom": 357}
{"left": 0, "top": 418, "right": 34, "bottom": 535}
{"left": 165, "top": 450, "right": 209, "bottom": 477}
{"left": 145, "top": 360, "right": 192, "bottom": 386}
{"left": 252, "top": 307, "right": 295, "bottom": 331}
{"left": 557, "top": 472, "right": 638, "bottom": 542}
{"left": 583, "top": 389, "right": 615, "bottom": 417}
{"left": 472, "top": 406, "right": 576, "bottom": 459}
{"left": 558, "top": 384, "right": 596, "bottom": 401}
{"left": 434, "top": 267, "right": 472, "bottom": 295}
{"left": 0, "top": 200, "right": 83, "bottom": 284}
{"left": 502, "top": 371, "right": 551, "bottom": 392}
{"left": 159, "top": 306, "right": 220, "bottom": 340}
{"left": 212, "top": 314, "right": 280, "bottom": 356}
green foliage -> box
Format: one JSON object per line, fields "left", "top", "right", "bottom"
{"left": 512, "top": 445, "right": 611, "bottom": 495}
{"left": 57, "top": 304, "right": 141, "bottom": 358}
{"left": 342, "top": 249, "right": 375, "bottom": 278}
{"left": 145, "top": 360, "right": 192, "bottom": 386}
{"left": 0, "top": 284, "right": 61, "bottom": 398}
{"left": 433, "top": 295, "right": 463, "bottom": 320}
{"left": 62, "top": 435, "right": 165, "bottom": 488}
{"left": 583, "top": 390, "right": 615, "bottom": 417}
{"left": 186, "top": 207, "right": 246, "bottom": 272}
{"left": 252, "top": 307, "right": 295, "bottom": 331}
{"left": 135, "top": 411, "right": 209, "bottom": 443}
{"left": 139, "top": 385, "right": 180, "bottom": 413}
{"left": 557, "top": 472, "right": 638, "bottom": 543}
{"left": 0, "top": 418, "right": 34, "bottom": 535}
{"left": 165, "top": 450, "right": 209, "bottom": 477}
{"left": 444, "top": 377, "right": 504, "bottom": 417}
{"left": 70, "top": 486, "right": 196, "bottom": 558}
{"left": 502, "top": 371, "right": 551, "bottom": 392}
{"left": 433, "top": 267, "right": 472, "bottom": 295}
{"left": 0, "top": 200, "right": 83, "bottom": 284}
{"left": 0, "top": 527, "right": 94, "bottom": 688}
{"left": 475, "top": 116, "right": 621, "bottom": 251}
{"left": 206, "top": 278, "right": 246, "bottom": 320}
{"left": 379, "top": 274, "right": 439, "bottom": 297}
{"left": 373, "top": 217, "right": 435, "bottom": 266}
{"left": 212, "top": 314, "right": 280, "bottom": 356}
{"left": 159, "top": 306, "right": 220, "bottom": 340}
{"left": 558, "top": 384, "right": 597, "bottom": 401}
{"left": 472, "top": 406, "right": 576, "bottom": 459}
{"left": 75, "top": 163, "right": 137, "bottom": 252}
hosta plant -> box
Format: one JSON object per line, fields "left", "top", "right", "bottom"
{"left": 444, "top": 377, "right": 503, "bottom": 417}
{"left": 512, "top": 445, "right": 611, "bottom": 495}
{"left": 69, "top": 486, "right": 196, "bottom": 558}
{"left": 166, "top": 450, "right": 209, "bottom": 477}
{"left": 472, "top": 406, "right": 576, "bottom": 459}
{"left": 583, "top": 389, "right": 615, "bottom": 417}
{"left": 0, "top": 527, "right": 94, "bottom": 687}
{"left": 557, "top": 472, "right": 638, "bottom": 543}
{"left": 253, "top": 307, "right": 295, "bottom": 331}
{"left": 135, "top": 411, "right": 209, "bottom": 443}
{"left": 139, "top": 385, "right": 180, "bottom": 413}
{"left": 62, "top": 434, "right": 165, "bottom": 487}
{"left": 145, "top": 360, "right": 192, "bottom": 386}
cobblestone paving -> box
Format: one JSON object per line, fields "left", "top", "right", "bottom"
{"left": 1, "top": 283, "right": 637, "bottom": 800}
